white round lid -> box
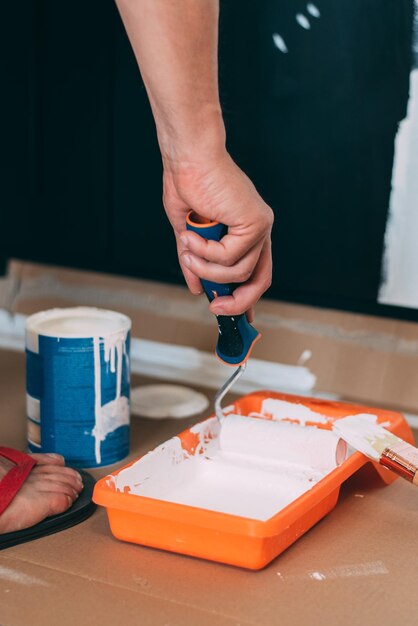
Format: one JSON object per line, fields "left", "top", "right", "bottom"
{"left": 131, "top": 384, "right": 209, "bottom": 419}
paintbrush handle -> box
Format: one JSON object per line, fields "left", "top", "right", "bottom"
{"left": 186, "top": 211, "right": 261, "bottom": 366}
{"left": 380, "top": 446, "right": 418, "bottom": 485}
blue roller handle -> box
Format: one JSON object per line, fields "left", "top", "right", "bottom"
{"left": 186, "top": 211, "right": 261, "bottom": 366}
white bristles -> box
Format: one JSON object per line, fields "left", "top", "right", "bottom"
{"left": 333, "top": 414, "right": 401, "bottom": 460}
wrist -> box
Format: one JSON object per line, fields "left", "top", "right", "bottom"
{"left": 157, "top": 105, "right": 227, "bottom": 172}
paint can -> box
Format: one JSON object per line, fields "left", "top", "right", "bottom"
{"left": 25, "top": 307, "right": 131, "bottom": 468}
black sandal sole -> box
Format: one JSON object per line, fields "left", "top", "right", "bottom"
{"left": 0, "top": 469, "right": 96, "bottom": 550}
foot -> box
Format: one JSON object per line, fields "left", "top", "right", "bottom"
{"left": 0, "top": 452, "right": 83, "bottom": 534}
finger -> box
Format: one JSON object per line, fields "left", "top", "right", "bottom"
{"left": 246, "top": 307, "right": 255, "bottom": 324}
{"left": 209, "top": 240, "right": 272, "bottom": 315}
{"left": 180, "top": 241, "right": 263, "bottom": 285}
{"left": 175, "top": 237, "right": 203, "bottom": 295}
{"left": 29, "top": 453, "right": 65, "bottom": 466}
{"left": 180, "top": 229, "right": 266, "bottom": 268}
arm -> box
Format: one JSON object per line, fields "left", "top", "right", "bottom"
{"left": 116, "top": 0, "right": 273, "bottom": 318}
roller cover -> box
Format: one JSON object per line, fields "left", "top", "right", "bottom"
{"left": 220, "top": 415, "right": 347, "bottom": 471}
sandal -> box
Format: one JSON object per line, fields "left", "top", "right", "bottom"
{"left": 0, "top": 447, "right": 96, "bottom": 550}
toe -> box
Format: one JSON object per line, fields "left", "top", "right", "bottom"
{"left": 30, "top": 453, "right": 65, "bottom": 466}
{"left": 34, "top": 466, "right": 83, "bottom": 490}
{"left": 39, "top": 478, "right": 79, "bottom": 500}
{"left": 40, "top": 491, "right": 74, "bottom": 517}
{"left": 37, "top": 473, "right": 83, "bottom": 496}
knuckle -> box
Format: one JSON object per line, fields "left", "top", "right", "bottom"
{"left": 262, "top": 276, "right": 272, "bottom": 291}
{"left": 235, "top": 268, "right": 252, "bottom": 283}
{"left": 221, "top": 254, "right": 237, "bottom": 268}
{"left": 261, "top": 206, "right": 274, "bottom": 230}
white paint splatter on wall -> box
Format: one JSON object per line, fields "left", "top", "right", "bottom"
{"left": 273, "top": 4, "right": 321, "bottom": 54}
{"left": 307, "top": 3, "right": 321, "bottom": 18}
{"left": 272, "top": 33, "right": 288, "bottom": 54}
{"left": 296, "top": 13, "right": 311, "bottom": 30}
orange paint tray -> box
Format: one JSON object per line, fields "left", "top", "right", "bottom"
{"left": 93, "top": 391, "right": 413, "bottom": 570}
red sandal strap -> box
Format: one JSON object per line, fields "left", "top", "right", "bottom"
{"left": 0, "top": 447, "right": 37, "bottom": 516}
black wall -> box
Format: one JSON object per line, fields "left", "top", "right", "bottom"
{"left": 1, "top": 1, "right": 416, "bottom": 321}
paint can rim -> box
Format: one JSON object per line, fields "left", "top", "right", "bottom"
{"left": 25, "top": 306, "right": 131, "bottom": 339}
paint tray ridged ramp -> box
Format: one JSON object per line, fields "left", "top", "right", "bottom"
{"left": 93, "top": 391, "right": 413, "bottom": 570}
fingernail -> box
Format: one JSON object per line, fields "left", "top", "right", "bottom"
{"left": 180, "top": 235, "right": 188, "bottom": 246}
{"left": 47, "top": 453, "right": 63, "bottom": 459}
{"left": 183, "top": 254, "right": 191, "bottom": 268}
{"left": 76, "top": 473, "right": 83, "bottom": 484}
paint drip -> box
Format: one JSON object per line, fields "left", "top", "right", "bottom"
{"left": 92, "top": 329, "right": 130, "bottom": 464}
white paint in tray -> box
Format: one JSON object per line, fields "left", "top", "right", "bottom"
{"left": 111, "top": 407, "right": 348, "bottom": 521}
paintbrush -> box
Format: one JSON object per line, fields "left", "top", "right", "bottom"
{"left": 333, "top": 414, "right": 418, "bottom": 485}
{"left": 186, "top": 212, "right": 261, "bottom": 421}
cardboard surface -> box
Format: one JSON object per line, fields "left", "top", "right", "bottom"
{"left": 1, "top": 261, "right": 418, "bottom": 624}
{"left": 4, "top": 259, "right": 418, "bottom": 412}
{"left": 1, "top": 349, "right": 418, "bottom": 626}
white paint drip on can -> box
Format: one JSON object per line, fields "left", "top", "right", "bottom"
{"left": 93, "top": 329, "right": 130, "bottom": 464}
{"left": 93, "top": 335, "right": 102, "bottom": 464}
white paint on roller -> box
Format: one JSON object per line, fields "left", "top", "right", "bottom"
{"left": 112, "top": 411, "right": 347, "bottom": 521}
{"left": 259, "top": 398, "right": 329, "bottom": 426}
{"left": 220, "top": 415, "right": 346, "bottom": 471}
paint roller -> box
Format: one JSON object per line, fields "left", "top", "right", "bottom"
{"left": 187, "top": 212, "right": 347, "bottom": 471}
{"left": 186, "top": 211, "right": 261, "bottom": 368}
{"left": 220, "top": 415, "right": 347, "bottom": 471}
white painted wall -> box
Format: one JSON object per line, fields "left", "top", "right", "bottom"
{"left": 379, "top": 6, "right": 418, "bottom": 309}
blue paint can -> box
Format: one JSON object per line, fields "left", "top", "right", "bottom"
{"left": 25, "top": 307, "right": 131, "bottom": 468}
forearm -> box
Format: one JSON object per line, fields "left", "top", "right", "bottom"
{"left": 115, "top": 0, "right": 226, "bottom": 166}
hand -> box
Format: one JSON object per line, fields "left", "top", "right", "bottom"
{"left": 162, "top": 151, "right": 274, "bottom": 318}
